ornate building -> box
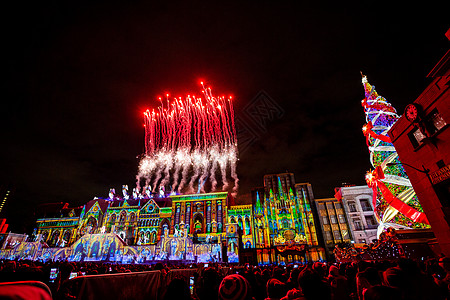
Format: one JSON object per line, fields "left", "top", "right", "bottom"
{"left": 251, "top": 174, "right": 324, "bottom": 264}
{"left": 28, "top": 175, "right": 325, "bottom": 264}
{"left": 228, "top": 204, "right": 253, "bottom": 249}
{"left": 36, "top": 189, "right": 231, "bottom": 247}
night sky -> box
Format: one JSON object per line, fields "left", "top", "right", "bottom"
{"left": 1, "top": 2, "right": 449, "bottom": 232}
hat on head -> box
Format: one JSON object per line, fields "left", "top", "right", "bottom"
{"left": 383, "top": 267, "right": 405, "bottom": 288}
{"left": 329, "top": 265, "right": 339, "bottom": 277}
{"left": 218, "top": 274, "right": 251, "bottom": 300}
{"left": 266, "top": 278, "right": 285, "bottom": 299}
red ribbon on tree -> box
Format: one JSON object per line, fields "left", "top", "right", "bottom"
{"left": 362, "top": 121, "right": 392, "bottom": 145}
{"left": 366, "top": 166, "right": 429, "bottom": 225}
{"left": 334, "top": 187, "right": 342, "bottom": 201}
{"left": 361, "top": 98, "right": 397, "bottom": 113}
{"left": 366, "top": 166, "right": 384, "bottom": 212}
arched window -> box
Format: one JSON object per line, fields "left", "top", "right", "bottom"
{"left": 160, "top": 219, "right": 170, "bottom": 236}
{"left": 245, "top": 241, "right": 251, "bottom": 249}
{"left": 245, "top": 218, "right": 251, "bottom": 235}
{"left": 50, "top": 230, "right": 60, "bottom": 247}
{"left": 119, "top": 211, "right": 126, "bottom": 226}
{"left": 63, "top": 231, "right": 71, "bottom": 244}
{"left": 238, "top": 218, "right": 243, "bottom": 231}
{"left": 193, "top": 214, "right": 204, "bottom": 233}
{"left": 129, "top": 213, "right": 136, "bottom": 226}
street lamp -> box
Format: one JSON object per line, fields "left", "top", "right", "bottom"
{"left": 386, "top": 162, "right": 429, "bottom": 174}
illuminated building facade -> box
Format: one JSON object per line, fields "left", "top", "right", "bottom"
{"left": 294, "top": 183, "right": 320, "bottom": 247}
{"left": 36, "top": 209, "right": 80, "bottom": 247}
{"left": 314, "top": 197, "right": 352, "bottom": 259}
{"left": 251, "top": 174, "right": 325, "bottom": 264}
{"left": 35, "top": 191, "right": 232, "bottom": 247}
{"left": 227, "top": 204, "right": 254, "bottom": 249}
{"left": 29, "top": 173, "right": 326, "bottom": 264}
{"left": 170, "top": 192, "right": 233, "bottom": 237}
{"left": 26, "top": 190, "right": 232, "bottom": 263}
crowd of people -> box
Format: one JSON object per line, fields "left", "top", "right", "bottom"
{"left": 1, "top": 257, "right": 450, "bottom": 299}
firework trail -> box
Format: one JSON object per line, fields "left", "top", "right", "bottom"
{"left": 137, "top": 82, "right": 239, "bottom": 195}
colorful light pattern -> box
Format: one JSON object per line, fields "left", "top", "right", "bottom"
{"left": 136, "top": 83, "right": 239, "bottom": 196}
{"left": 360, "top": 74, "right": 429, "bottom": 235}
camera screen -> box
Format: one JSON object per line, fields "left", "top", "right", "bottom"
{"left": 189, "top": 277, "right": 194, "bottom": 294}
{"left": 49, "top": 268, "right": 59, "bottom": 282}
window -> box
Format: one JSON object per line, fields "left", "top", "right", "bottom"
{"left": 110, "top": 214, "right": 116, "bottom": 225}
{"left": 129, "top": 213, "right": 136, "bottom": 226}
{"left": 427, "top": 109, "right": 447, "bottom": 134}
{"left": 330, "top": 214, "right": 337, "bottom": 224}
{"left": 324, "top": 231, "right": 332, "bottom": 241}
{"left": 333, "top": 231, "right": 341, "bottom": 241}
{"left": 408, "top": 126, "right": 426, "bottom": 148}
{"left": 338, "top": 214, "right": 346, "bottom": 224}
{"left": 245, "top": 218, "right": 251, "bottom": 235}
{"left": 360, "top": 199, "right": 372, "bottom": 211}
{"left": 348, "top": 202, "right": 357, "bottom": 212}
{"left": 326, "top": 203, "right": 334, "bottom": 210}
{"left": 365, "top": 216, "right": 377, "bottom": 229}
{"left": 322, "top": 216, "right": 329, "bottom": 225}
{"left": 341, "top": 230, "right": 350, "bottom": 240}
{"left": 119, "top": 212, "right": 126, "bottom": 226}
{"left": 354, "top": 220, "right": 362, "bottom": 230}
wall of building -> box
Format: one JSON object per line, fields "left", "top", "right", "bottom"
{"left": 340, "top": 185, "right": 378, "bottom": 244}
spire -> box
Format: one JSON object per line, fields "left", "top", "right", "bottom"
{"left": 277, "top": 177, "right": 285, "bottom": 208}
{"left": 255, "top": 191, "right": 264, "bottom": 216}
{"left": 288, "top": 187, "right": 295, "bottom": 201}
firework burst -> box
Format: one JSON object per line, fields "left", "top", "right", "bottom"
{"left": 136, "top": 82, "right": 239, "bottom": 196}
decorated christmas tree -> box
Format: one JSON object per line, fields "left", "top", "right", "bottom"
{"left": 360, "top": 73, "right": 429, "bottom": 236}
